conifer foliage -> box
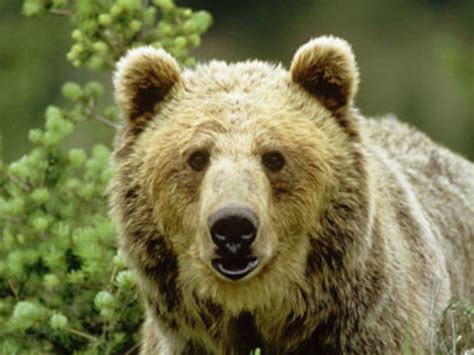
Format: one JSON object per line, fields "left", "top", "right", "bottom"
{"left": 0, "top": 1, "right": 212, "bottom": 353}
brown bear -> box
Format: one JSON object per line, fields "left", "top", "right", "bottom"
{"left": 109, "top": 36, "right": 474, "bottom": 354}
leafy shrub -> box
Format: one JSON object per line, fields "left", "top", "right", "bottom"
{"left": 0, "top": 1, "right": 211, "bottom": 353}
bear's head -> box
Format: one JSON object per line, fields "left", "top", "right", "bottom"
{"left": 111, "top": 36, "right": 369, "bottom": 314}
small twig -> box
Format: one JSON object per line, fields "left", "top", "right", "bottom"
{"left": 7, "top": 279, "right": 20, "bottom": 301}
{"left": 0, "top": 215, "right": 23, "bottom": 224}
{"left": 109, "top": 265, "right": 118, "bottom": 285}
{"left": 48, "top": 8, "right": 73, "bottom": 15}
{"left": 124, "top": 342, "right": 140, "bottom": 355}
{"left": 93, "top": 113, "right": 120, "bottom": 129}
{"left": 450, "top": 310, "right": 456, "bottom": 355}
{"left": 0, "top": 183, "right": 13, "bottom": 197}
{"left": 6, "top": 172, "right": 30, "bottom": 192}
{"left": 85, "top": 100, "right": 119, "bottom": 130}
{"left": 102, "top": 271, "right": 122, "bottom": 350}
{"left": 139, "top": 0, "right": 152, "bottom": 41}
{"left": 64, "top": 327, "right": 97, "bottom": 342}
{"left": 428, "top": 277, "right": 440, "bottom": 354}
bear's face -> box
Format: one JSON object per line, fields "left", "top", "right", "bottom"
{"left": 113, "top": 37, "right": 360, "bottom": 312}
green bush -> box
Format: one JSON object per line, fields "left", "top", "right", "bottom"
{"left": 0, "top": 1, "right": 211, "bottom": 353}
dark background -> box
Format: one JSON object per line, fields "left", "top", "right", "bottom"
{"left": 1, "top": 0, "right": 472, "bottom": 161}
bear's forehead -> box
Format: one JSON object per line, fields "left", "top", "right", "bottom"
{"left": 168, "top": 60, "right": 305, "bottom": 124}
{"left": 182, "top": 60, "right": 290, "bottom": 98}
{"left": 148, "top": 60, "right": 329, "bottom": 140}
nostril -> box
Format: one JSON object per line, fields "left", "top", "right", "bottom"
{"left": 213, "top": 231, "right": 227, "bottom": 244}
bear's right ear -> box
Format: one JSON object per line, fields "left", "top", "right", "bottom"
{"left": 114, "top": 47, "right": 181, "bottom": 126}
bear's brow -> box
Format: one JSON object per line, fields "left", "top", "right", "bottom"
{"left": 188, "top": 119, "right": 228, "bottom": 133}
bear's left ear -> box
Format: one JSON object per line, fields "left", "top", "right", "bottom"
{"left": 290, "top": 36, "right": 359, "bottom": 115}
{"left": 114, "top": 46, "right": 181, "bottom": 126}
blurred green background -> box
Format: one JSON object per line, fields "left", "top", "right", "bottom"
{"left": 1, "top": 0, "right": 473, "bottom": 162}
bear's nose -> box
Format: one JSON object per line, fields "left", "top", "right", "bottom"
{"left": 208, "top": 205, "right": 258, "bottom": 255}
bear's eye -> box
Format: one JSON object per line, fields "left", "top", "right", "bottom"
{"left": 262, "top": 151, "right": 285, "bottom": 172}
{"left": 188, "top": 150, "right": 210, "bottom": 172}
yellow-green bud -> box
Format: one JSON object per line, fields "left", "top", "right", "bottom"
{"left": 157, "top": 23, "right": 173, "bottom": 37}
{"left": 17, "top": 234, "right": 26, "bottom": 244}
{"left": 183, "top": 19, "right": 198, "bottom": 34}
{"left": 88, "top": 56, "right": 106, "bottom": 70}
{"left": 32, "top": 216, "right": 49, "bottom": 232}
{"left": 151, "top": 41, "right": 164, "bottom": 49}
{"left": 93, "top": 41, "right": 108, "bottom": 54}
{"left": 79, "top": 183, "right": 95, "bottom": 199}
{"left": 183, "top": 57, "right": 196, "bottom": 67}
{"left": 68, "top": 270, "right": 85, "bottom": 284}
{"left": 153, "top": 0, "right": 174, "bottom": 12}
{"left": 62, "top": 82, "right": 83, "bottom": 101}
{"left": 103, "top": 106, "right": 119, "bottom": 120}
{"left": 43, "top": 274, "right": 60, "bottom": 289}
{"left": 181, "top": 8, "right": 192, "bottom": 18}
{"left": 2, "top": 228, "right": 15, "bottom": 248}
{"left": 112, "top": 252, "right": 127, "bottom": 269}
{"left": 23, "top": 1, "right": 44, "bottom": 17}
{"left": 188, "top": 34, "right": 201, "bottom": 47}
{"left": 118, "top": 0, "right": 142, "bottom": 11}
{"left": 174, "top": 36, "right": 187, "bottom": 48}
{"left": 84, "top": 81, "right": 104, "bottom": 98}
{"left": 65, "top": 178, "right": 80, "bottom": 190}
{"left": 100, "top": 308, "right": 115, "bottom": 321}
{"left": 95, "top": 291, "right": 114, "bottom": 309}
{"left": 5, "top": 198, "right": 25, "bottom": 216}
{"left": 52, "top": 0, "right": 68, "bottom": 6}
{"left": 129, "top": 20, "right": 142, "bottom": 33}
{"left": 110, "top": 5, "right": 122, "bottom": 17}
{"left": 45, "top": 106, "right": 63, "bottom": 123}
{"left": 50, "top": 313, "right": 68, "bottom": 330}
{"left": 143, "top": 7, "right": 157, "bottom": 26}
{"left": 66, "top": 51, "right": 75, "bottom": 62}
{"left": 32, "top": 188, "right": 49, "bottom": 204}
{"left": 92, "top": 144, "right": 110, "bottom": 161}
{"left": 116, "top": 270, "right": 135, "bottom": 288}
{"left": 11, "top": 301, "right": 48, "bottom": 331}
{"left": 8, "top": 160, "right": 29, "bottom": 180}
{"left": 68, "top": 148, "right": 87, "bottom": 167}
{"left": 28, "top": 129, "right": 43, "bottom": 144}
{"left": 98, "top": 13, "right": 112, "bottom": 26}
{"left": 71, "top": 30, "right": 83, "bottom": 40}
{"left": 72, "top": 43, "right": 85, "bottom": 56}
{"left": 192, "top": 11, "right": 213, "bottom": 32}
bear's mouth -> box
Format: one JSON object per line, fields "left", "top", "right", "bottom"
{"left": 211, "top": 256, "right": 259, "bottom": 281}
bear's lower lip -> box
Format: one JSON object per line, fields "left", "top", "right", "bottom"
{"left": 211, "top": 257, "right": 259, "bottom": 281}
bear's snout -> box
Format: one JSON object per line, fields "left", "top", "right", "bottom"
{"left": 208, "top": 205, "right": 260, "bottom": 280}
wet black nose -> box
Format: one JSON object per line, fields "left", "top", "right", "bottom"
{"left": 208, "top": 205, "right": 258, "bottom": 255}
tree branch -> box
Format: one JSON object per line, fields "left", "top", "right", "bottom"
{"left": 6, "top": 172, "right": 30, "bottom": 192}
{"left": 64, "top": 327, "right": 98, "bottom": 342}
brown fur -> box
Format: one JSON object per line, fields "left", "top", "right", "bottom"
{"left": 110, "top": 36, "right": 474, "bottom": 354}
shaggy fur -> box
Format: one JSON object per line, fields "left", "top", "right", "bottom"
{"left": 109, "top": 36, "right": 474, "bottom": 354}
